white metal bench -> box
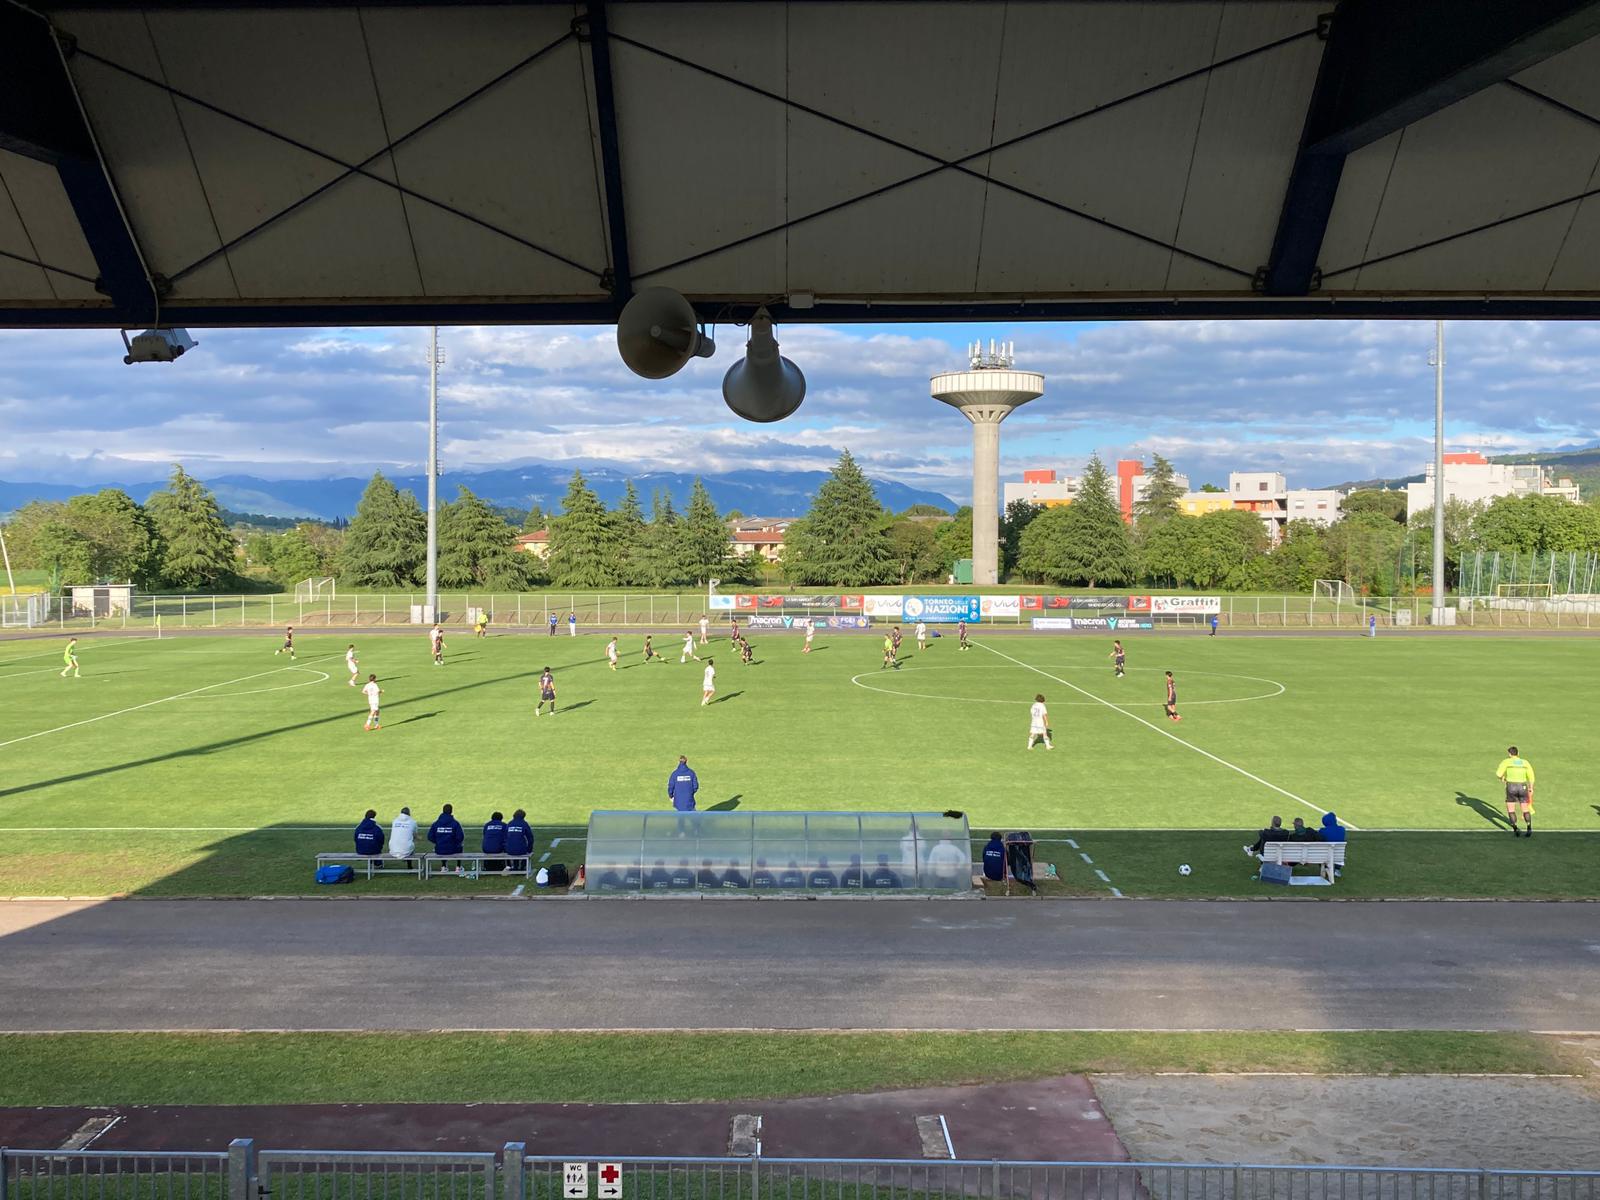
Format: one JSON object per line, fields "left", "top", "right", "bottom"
{"left": 1260, "top": 840, "right": 1346, "bottom": 884}
{"left": 424, "top": 852, "right": 535, "bottom": 880}
{"left": 316, "top": 852, "right": 422, "bottom": 879}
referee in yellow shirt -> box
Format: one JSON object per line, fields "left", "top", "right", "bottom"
{"left": 1495, "top": 746, "right": 1536, "bottom": 838}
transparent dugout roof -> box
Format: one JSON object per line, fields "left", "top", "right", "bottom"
{"left": 586, "top": 811, "right": 972, "bottom": 895}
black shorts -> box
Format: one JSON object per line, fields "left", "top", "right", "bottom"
{"left": 1505, "top": 782, "right": 1529, "bottom": 801}
{"left": 540, "top": 688, "right": 555, "bottom": 701}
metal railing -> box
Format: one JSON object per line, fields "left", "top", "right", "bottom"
{"left": 2, "top": 1149, "right": 1597, "bottom": 1200}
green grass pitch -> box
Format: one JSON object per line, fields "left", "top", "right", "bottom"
{"left": 1, "top": 627, "right": 1595, "bottom": 899}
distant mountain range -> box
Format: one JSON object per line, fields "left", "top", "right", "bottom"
{"left": 1322, "top": 445, "right": 1600, "bottom": 495}
{"left": 0, "top": 464, "right": 960, "bottom": 522}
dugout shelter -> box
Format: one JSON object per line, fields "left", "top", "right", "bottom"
{"left": 5, "top": 1, "right": 1600, "bottom": 330}
{"left": 585, "top": 810, "right": 974, "bottom": 894}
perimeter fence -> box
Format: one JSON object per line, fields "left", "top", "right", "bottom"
{"left": 27, "top": 590, "right": 1600, "bottom": 632}
{"left": 3, "top": 1147, "right": 1598, "bottom": 1200}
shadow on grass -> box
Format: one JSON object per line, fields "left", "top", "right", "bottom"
{"left": 563, "top": 699, "right": 596, "bottom": 714}
{"left": 0, "top": 667, "right": 547, "bottom": 801}
{"left": 714, "top": 691, "right": 744, "bottom": 705}
{"left": 1455, "top": 791, "right": 1511, "bottom": 830}
{"left": 706, "top": 795, "right": 743, "bottom": 812}
{"left": 392, "top": 712, "right": 440, "bottom": 725}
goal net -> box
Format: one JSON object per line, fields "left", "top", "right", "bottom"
{"left": 1495, "top": 583, "right": 1552, "bottom": 598}
{"left": 1313, "top": 579, "right": 1355, "bottom": 605}
{"left": 295, "top": 576, "right": 336, "bottom": 601}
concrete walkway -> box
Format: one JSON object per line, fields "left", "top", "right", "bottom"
{"left": 1, "top": 898, "right": 1596, "bottom": 1032}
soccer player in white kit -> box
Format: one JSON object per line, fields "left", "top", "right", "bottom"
{"left": 681, "top": 631, "right": 698, "bottom": 663}
{"left": 701, "top": 659, "right": 716, "bottom": 706}
{"left": 803, "top": 620, "right": 815, "bottom": 654}
{"left": 915, "top": 621, "right": 928, "bottom": 652}
{"left": 362, "top": 674, "right": 383, "bottom": 731}
{"left": 607, "top": 636, "right": 619, "bottom": 671}
{"left": 430, "top": 624, "right": 444, "bottom": 666}
{"left": 698, "top": 615, "right": 709, "bottom": 645}
{"left": 1027, "top": 693, "right": 1053, "bottom": 750}
{"left": 345, "top": 643, "right": 359, "bottom": 686}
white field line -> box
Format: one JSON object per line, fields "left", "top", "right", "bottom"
{"left": 1094, "top": 869, "right": 1110, "bottom": 882}
{"left": 977, "top": 640, "right": 1357, "bottom": 830}
{"left": 1079, "top": 852, "right": 1094, "bottom": 864}
{"left": 0, "top": 636, "right": 149, "bottom": 666}
{"left": 0, "top": 654, "right": 342, "bottom": 751}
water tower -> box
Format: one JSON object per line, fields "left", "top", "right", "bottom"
{"left": 932, "top": 341, "right": 1045, "bottom": 586}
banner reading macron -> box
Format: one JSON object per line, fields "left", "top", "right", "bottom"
{"left": 903, "top": 595, "right": 981, "bottom": 623}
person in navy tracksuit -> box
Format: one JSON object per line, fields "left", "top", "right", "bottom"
{"left": 982, "top": 831, "right": 1006, "bottom": 883}
{"left": 428, "top": 803, "right": 465, "bottom": 870}
{"left": 504, "top": 809, "right": 533, "bottom": 873}
{"left": 481, "top": 811, "right": 507, "bottom": 873}
{"left": 668, "top": 755, "right": 699, "bottom": 835}
{"left": 354, "top": 810, "right": 384, "bottom": 856}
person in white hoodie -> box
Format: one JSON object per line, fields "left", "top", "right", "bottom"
{"left": 389, "top": 806, "right": 417, "bottom": 864}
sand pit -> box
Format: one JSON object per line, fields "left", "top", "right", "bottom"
{"left": 1094, "top": 1074, "right": 1600, "bottom": 1171}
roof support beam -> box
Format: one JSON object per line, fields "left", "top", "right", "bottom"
{"left": 1261, "top": 0, "right": 1600, "bottom": 296}
{"left": 0, "top": 5, "right": 154, "bottom": 320}
{"left": 582, "top": 1, "right": 633, "bottom": 312}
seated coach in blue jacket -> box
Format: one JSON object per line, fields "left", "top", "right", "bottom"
{"left": 481, "top": 811, "right": 507, "bottom": 872}
{"left": 354, "top": 810, "right": 384, "bottom": 856}
{"left": 428, "top": 804, "right": 465, "bottom": 859}
{"left": 504, "top": 809, "right": 534, "bottom": 870}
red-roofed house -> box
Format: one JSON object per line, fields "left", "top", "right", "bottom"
{"left": 514, "top": 529, "right": 551, "bottom": 561}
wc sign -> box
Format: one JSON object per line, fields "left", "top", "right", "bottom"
{"left": 564, "top": 1163, "right": 622, "bottom": 1199}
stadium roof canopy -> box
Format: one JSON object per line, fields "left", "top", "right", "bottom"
{"left": 5, "top": 0, "right": 1600, "bottom": 329}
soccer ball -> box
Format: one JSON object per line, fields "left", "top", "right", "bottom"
{"left": 1178, "top": 864, "right": 1192, "bottom": 877}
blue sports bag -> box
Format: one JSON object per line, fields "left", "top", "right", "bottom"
{"left": 315, "top": 864, "right": 355, "bottom": 885}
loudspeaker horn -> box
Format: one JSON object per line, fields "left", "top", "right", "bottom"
{"left": 722, "top": 308, "right": 805, "bottom": 423}
{"left": 617, "top": 287, "right": 716, "bottom": 379}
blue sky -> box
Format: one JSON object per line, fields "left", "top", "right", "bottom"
{"left": 0, "top": 319, "right": 1596, "bottom": 504}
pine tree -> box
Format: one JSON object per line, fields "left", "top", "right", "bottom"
{"left": 781, "top": 450, "right": 892, "bottom": 586}
{"left": 438, "top": 486, "right": 529, "bottom": 590}
{"left": 339, "top": 472, "right": 426, "bottom": 587}
{"left": 145, "top": 465, "right": 236, "bottom": 589}
{"left": 546, "top": 470, "right": 618, "bottom": 587}
{"left": 522, "top": 503, "right": 546, "bottom": 533}
{"left": 1054, "top": 455, "right": 1135, "bottom": 586}
{"left": 610, "top": 481, "right": 648, "bottom": 586}
{"left": 680, "top": 478, "right": 730, "bottom": 585}
{"left": 641, "top": 490, "right": 688, "bottom": 587}
{"left": 1133, "top": 453, "right": 1185, "bottom": 527}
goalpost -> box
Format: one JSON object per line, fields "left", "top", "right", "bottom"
{"left": 1494, "top": 583, "right": 1552, "bottom": 599}
{"left": 1313, "top": 579, "right": 1355, "bottom": 605}
{"left": 295, "top": 577, "right": 336, "bottom": 602}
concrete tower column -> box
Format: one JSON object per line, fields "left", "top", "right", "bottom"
{"left": 933, "top": 347, "right": 1044, "bottom": 586}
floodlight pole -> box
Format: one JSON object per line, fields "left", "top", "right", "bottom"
{"left": 1432, "top": 319, "right": 1446, "bottom": 626}
{"left": 426, "top": 325, "right": 440, "bottom": 621}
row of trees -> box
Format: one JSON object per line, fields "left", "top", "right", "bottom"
{"left": 3, "top": 467, "right": 236, "bottom": 590}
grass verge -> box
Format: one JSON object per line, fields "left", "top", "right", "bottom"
{"left": 0, "top": 1031, "right": 1583, "bottom": 1107}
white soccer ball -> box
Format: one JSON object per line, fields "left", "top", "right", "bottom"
{"left": 1178, "top": 864, "right": 1192, "bottom": 877}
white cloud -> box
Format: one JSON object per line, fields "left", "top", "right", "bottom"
{"left": 0, "top": 319, "right": 1597, "bottom": 498}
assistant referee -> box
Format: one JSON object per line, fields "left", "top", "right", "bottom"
{"left": 1495, "top": 746, "right": 1536, "bottom": 838}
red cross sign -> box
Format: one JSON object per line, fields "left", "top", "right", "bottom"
{"left": 598, "top": 1163, "right": 622, "bottom": 1199}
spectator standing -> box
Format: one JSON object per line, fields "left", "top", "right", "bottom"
{"left": 568, "top": 610, "right": 577, "bottom": 636}
{"left": 668, "top": 755, "right": 699, "bottom": 834}
{"left": 1209, "top": 615, "right": 1219, "bottom": 637}
{"left": 354, "top": 810, "right": 384, "bottom": 856}
{"left": 548, "top": 612, "right": 558, "bottom": 636}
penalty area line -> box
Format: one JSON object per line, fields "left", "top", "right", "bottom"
{"left": 0, "top": 654, "right": 343, "bottom": 752}
{"left": 975, "top": 640, "right": 1356, "bottom": 830}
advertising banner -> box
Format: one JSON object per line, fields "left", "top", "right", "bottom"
{"left": 1126, "top": 595, "right": 1152, "bottom": 612}
{"left": 783, "top": 594, "right": 844, "bottom": 608}
{"left": 1067, "top": 615, "right": 1154, "bottom": 630}
{"left": 735, "top": 594, "right": 757, "bottom": 610}
{"left": 980, "top": 596, "right": 1021, "bottom": 617}
{"left": 840, "top": 594, "right": 864, "bottom": 610}
{"left": 708, "top": 595, "right": 736, "bottom": 610}
{"left": 1020, "top": 595, "right": 1044, "bottom": 610}
{"left": 863, "top": 595, "right": 906, "bottom": 617}
{"left": 1151, "top": 595, "right": 1222, "bottom": 614}
{"left": 903, "top": 595, "right": 981, "bottom": 623}
{"left": 746, "top": 615, "right": 789, "bottom": 629}
{"left": 1067, "top": 596, "right": 1129, "bottom": 610}
{"left": 1033, "top": 616, "right": 1154, "bottom": 631}
{"left": 825, "top": 615, "right": 872, "bottom": 630}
